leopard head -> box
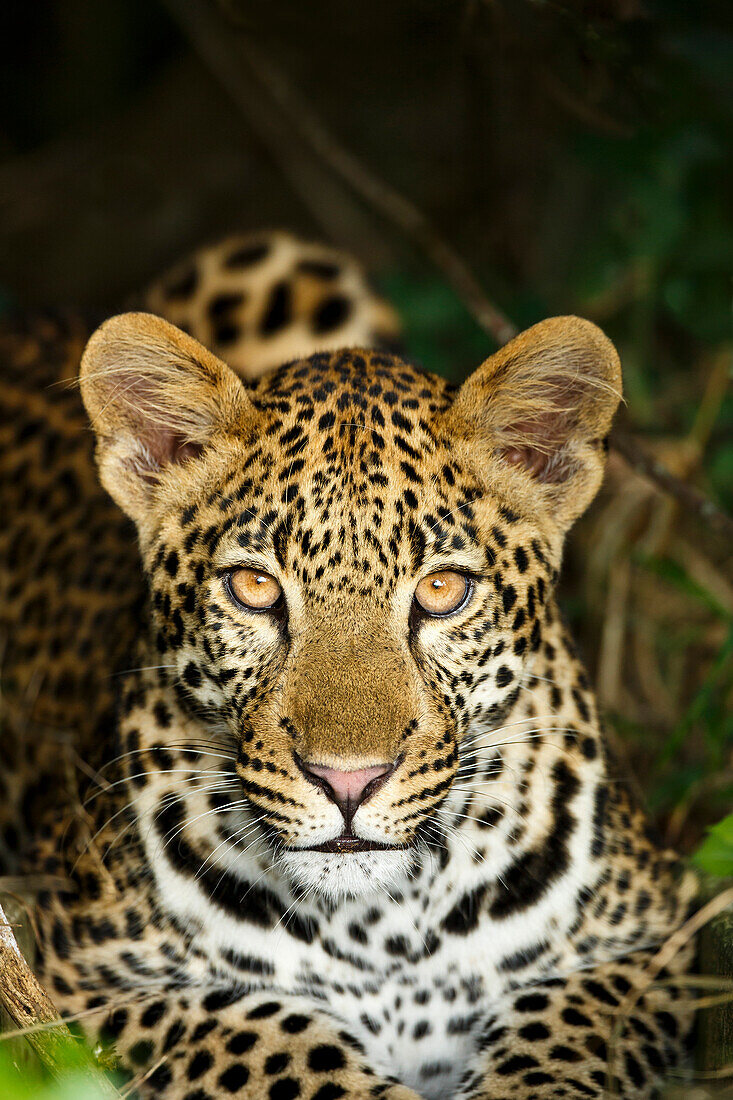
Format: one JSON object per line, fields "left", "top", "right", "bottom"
{"left": 80, "top": 312, "right": 620, "bottom": 898}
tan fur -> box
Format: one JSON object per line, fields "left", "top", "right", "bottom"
{"left": 80, "top": 313, "right": 255, "bottom": 523}
{"left": 284, "top": 625, "right": 424, "bottom": 765}
{"left": 143, "top": 230, "right": 401, "bottom": 378}
{"left": 444, "top": 316, "right": 622, "bottom": 527}
{"left": 1, "top": 235, "right": 699, "bottom": 1100}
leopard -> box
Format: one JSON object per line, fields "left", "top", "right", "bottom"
{"left": 0, "top": 229, "right": 700, "bottom": 1100}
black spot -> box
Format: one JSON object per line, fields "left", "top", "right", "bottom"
{"left": 496, "top": 665, "right": 514, "bottom": 689}
{"left": 268, "top": 1079, "right": 300, "bottom": 1100}
{"left": 148, "top": 1064, "right": 172, "bottom": 1091}
{"left": 208, "top": 292, "right": 245, "bottom": 320}
{"left": 52, "top": 921, "right": 70, "bottom": 959}
{"left": 297, "top": 258, "right": 340, "bottom": 279}
{"left": 141, "top": 1001, "right": 166, "bottom": 1028}
{"left": 591, "top": 783, "right": 609, "bottom": 858}
{"left": 518, "top": 1022, "right": 551, "bottom": 1041}
{"left": 260, "top": 282, "right": 292, "bottom": 335}
{"left": 582, "top": 979, "right": 619, "bottom": 1007}
{"left": 203, "top": 988, "right": 245, "bottom": 1012}
{"left": 499, "top": 940, "right": 550, "bottom": 972}
{"left": 53, "top": 974, "right": 73, "bottom": 996}
{"left": 129, "top": 1039, "right": 154, "bottom": 1066}
{"left": 549, "top": 1044, "right": 583, "bottom": 1062}
{"left": 572, "top": 687, "right": 591, "bottom": 723}
{"left": 221, "top": 949, "right": 274, "bottom": 977}
{"left": 183, "top": 662, "right": 202, "bottom": 688}
{"left": 496, "top": 1053, "right": 540, "bottom": 1075}
{"left": 102, "top": 1009, "right": 128, "bottom": 1041}
{"left": 515, "top": 992, "right": 549, "bottom": 1013}
{"left": 311, "top": 1086, "right": 346, "bottom": 1100}
{"left": 442, "top": 885, "right": 487, "bottom": 935}
{"left": 581, "top": 737, "right": 597, "bottom": 760}
{"left": 265, "top": 1053, "right": 291, "bottom": 1074}
{"left": 247, "top": 1000, "right": 281, "bottom": 1019}
{"left": 490, "top": 760, "right": 579, "bottom": 919}
{"left": 313, "top": 295, "right": 351, "bottom": 334}
{"left": 280, "top": 1013, "right": 310, "bottom": 1034}
{"left": 219, "top": 1064, "right": 250, "bottom": 1091}
{"left": 347, "top": 923, "right": 368, "bottom": 945}
{"left": 562, "top": 1007, "right": 592, "bottom": 1027}
{"left": 163, "top": 1020, "right": 185, "bottom": 1052}
{"left": 654, "top": 1011, "right": 678, "bottom": 1038}
{"left": 225, "top": 242, "right": 269, "bottom": 268}
{"left": 227, "top": 1030, "right": 258, "bottom": 1054}
{"left": 308, "top": 1044, "right": 346, "bottom": 1072}
{"left": 191, "top": 1020, "right": 217, "bottom": 1042}
{"left": 153, "top": 702, "right": 171, "bottom": 729}
{"left": 502, "top": 586, "right": 517, "bottom": 613}
{"left": 213, "top": 322, "right": 240, "bottom": 346}
{"left": 188, "top": 1050, "right": 213, "bottom": 1080}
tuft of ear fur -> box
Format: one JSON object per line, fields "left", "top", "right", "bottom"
{"left": 444, "top": 316, "right": 622, "bottom": 527}
{"left": 80, "top": 312, "right": 255, "bottom": 523}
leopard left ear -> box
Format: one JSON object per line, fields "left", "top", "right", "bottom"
{"left": 443, "top": 316, "right": 622, "bottom": 528}
{"left": 80, "top": 312, "right": 257, "bottom": 524}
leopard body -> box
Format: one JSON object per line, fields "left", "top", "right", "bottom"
{"left": 0, "top": 232, "right": 698, "bottom": 1099}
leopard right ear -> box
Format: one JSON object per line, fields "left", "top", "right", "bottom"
{"left": 441, "top": 316, "right": 622, "bottom": 531}
{"left": 80, "top": 312, "right": 256, "bottom": 523}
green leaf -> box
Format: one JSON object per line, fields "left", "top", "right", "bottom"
{"left": 693, "top": 813, "right": 733, "bottom": 878}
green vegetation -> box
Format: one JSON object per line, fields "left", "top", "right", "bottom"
{"left": 0, "top": 1042, "right": 116, "bottom": 1100}
{"left": 695, "top": 815, "right": 733, "bottom": 879}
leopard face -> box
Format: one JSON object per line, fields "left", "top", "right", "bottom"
{"left": 80, "top": 311, "right": 620, "bottom": 899}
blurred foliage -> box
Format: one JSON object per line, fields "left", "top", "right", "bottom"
{"left": 0, "top": 1041, "right": 116, "bottom": 1100}
{"left": 695, "top": 813, "right": 733, "bottom": 878}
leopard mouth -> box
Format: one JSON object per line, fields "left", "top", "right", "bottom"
{"left": 307, "top": 835, "right": 405, "bottom": 854}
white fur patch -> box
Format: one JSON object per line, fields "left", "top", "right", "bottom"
{"left": 277, "top": 848, "right": 415, "bottom": 901}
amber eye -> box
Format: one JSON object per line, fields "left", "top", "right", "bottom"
{"left": 413, "top": 570, "right": 471, "bottom": 617}
{"left": 226, "top": 568, "right": 283, "bottom": 612}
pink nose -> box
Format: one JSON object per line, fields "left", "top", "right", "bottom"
{"left": 298, "top": 760, "right": 394, "bottom": 827}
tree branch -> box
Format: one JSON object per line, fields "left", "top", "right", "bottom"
{"left": 612, "top": 429, "right": 733, "bottom": 544}
{"left": 0, "top": 897, "right": 119, "bottom": 1094}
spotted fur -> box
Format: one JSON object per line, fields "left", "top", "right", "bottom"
{"left": 143, "top": 230, "right": 402, "bottom": 379}
{"left": 1, "top": 233, "right": 698, "bottom": 1098}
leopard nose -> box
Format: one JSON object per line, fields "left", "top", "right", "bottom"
{"left": 297, "top": 759, "right": 395, "bottom": 825}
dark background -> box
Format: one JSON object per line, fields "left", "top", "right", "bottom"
{"left": 1, "top": 0, "right": 732, "bottom": 855}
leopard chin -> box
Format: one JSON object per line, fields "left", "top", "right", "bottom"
{"left": 278, "top": 847, "right": 416, "bottom": 901}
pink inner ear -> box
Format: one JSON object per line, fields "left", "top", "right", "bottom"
{"left": 499, "top": 403, "right": 575, "bottom": 483}
{"left": 501, "top": 445, "right": 550, "bottom": 479}
{"left": 144, "top": 427, "right": 204, "bottom": 472}
{"left": 172, "top": 438, "right": 204, "bottom": 464}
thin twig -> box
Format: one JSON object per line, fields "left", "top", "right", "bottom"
{"left": 612, "top": 429, "right": 733, "bottom": 544}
